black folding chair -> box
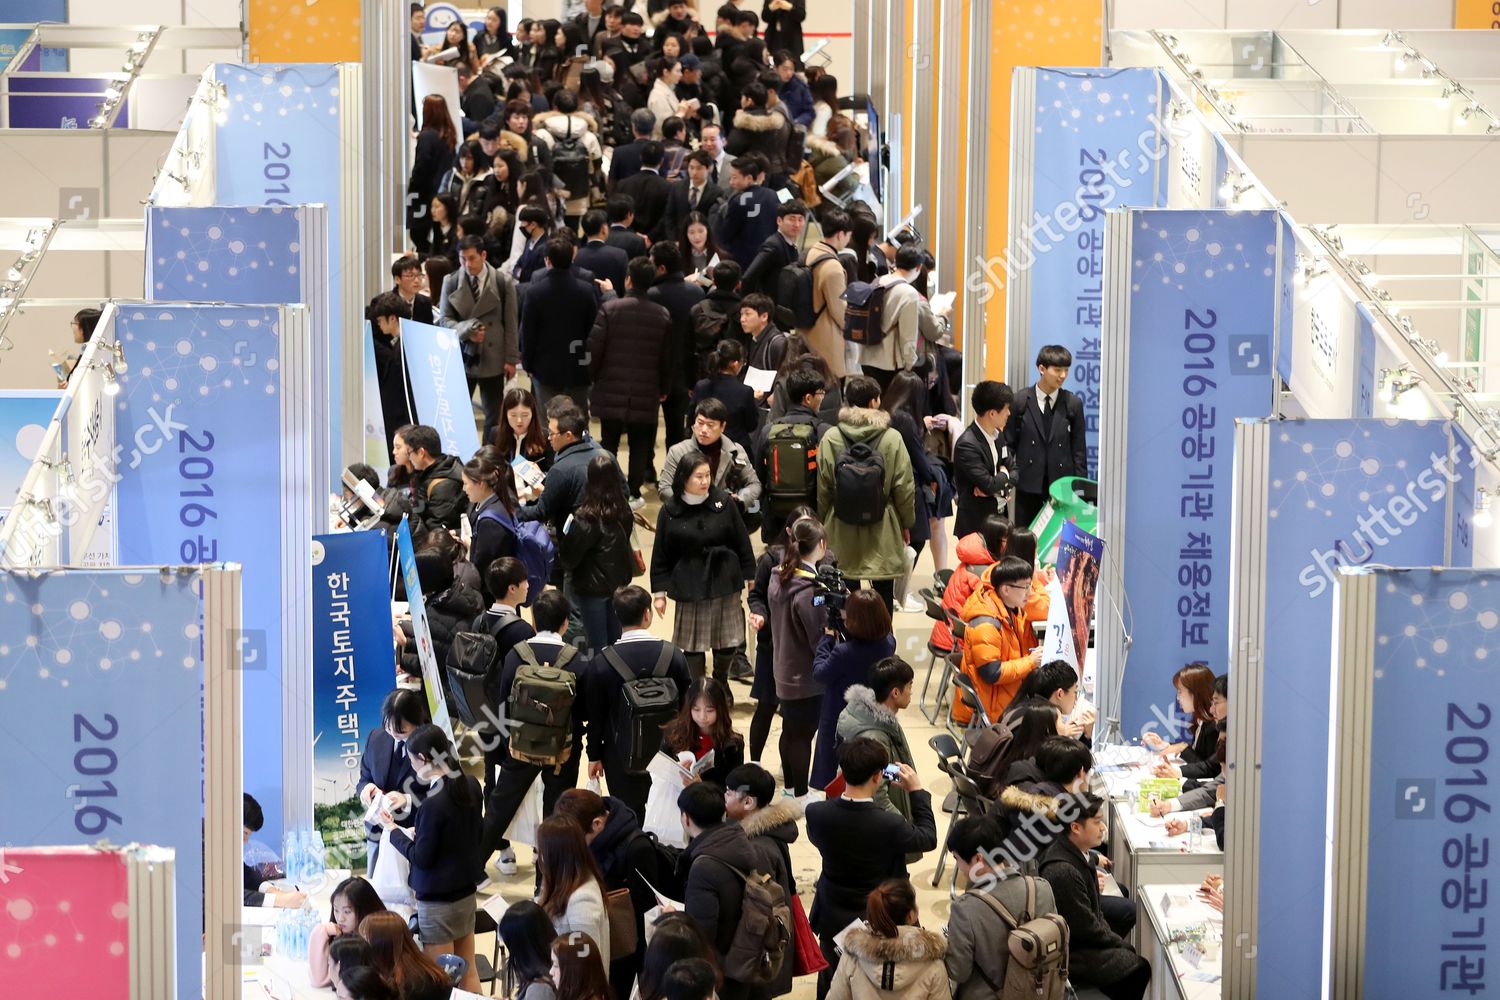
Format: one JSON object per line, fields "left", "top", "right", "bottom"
{"left": 472, "top": 908, "right": 502, "bottom": 994}
{"left": 951, "top": 671, "right": 993, "bottom": 749}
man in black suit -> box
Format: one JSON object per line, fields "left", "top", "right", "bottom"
{"left": 952, "top": 379, "right": 1014, "bottom": 538}
{"left": 607, "top": 108, "right": 657, "bottom": 192}
{"left": 522, "top": 238, "right": 603, "bottom": 422}
{"left": 647, "top": 242, "right": 706, "bottom": 451}
{"left": 618, "top": 141, "right": 673, "bottom": 239}
{"left": 739, "top": 199, "right": 805, "bottom": 302}
{"left": 1005, "top": 344, "right": 1089, "bottom": 528}
{"left": 605, "top": 195, "right": 649, "bottom": 261}
{"left": 656, "top": 149, "right": 725, "bottom": 244}
{"left": 585, "top": 586, "right": 692, "bottom": 819}
{"left": 369, "top": 255, "right": 434, "bottom": 325}
{"left": 571, "top": 0, "right": 608, "bottom": 46}
{"left": 806, "top": 737, "right": 937, "bottom": 995}
{"left": 357, "top": 689, "right": 431, "bottom": 867}
{"left": 576, "top": 209, "right": 631, "bottom": 297}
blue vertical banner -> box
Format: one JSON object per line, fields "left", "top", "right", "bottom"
{"left": 1355, "top": 303, "right": 1378, "bottom": 418}
{"left": 1116, "top": 209, "right": 1279, "bottom": 737}
{"left": 0, "top": 391, "right": 63, "bottom": 526}
{"left": 1248, "top": 418, "right": 1459, "bottom": 998}
{"left": 111, "top": 304, "right": 288, "bottom": 837}
{"left": 363, "top": 327, "right": 391, "bottom": 475}
{"left": 312, "top": 531, "right": 396, "bottom": 869}
{"left": 214, "top": 63, "right": 343, "bottom": 486}
{"left": 1015, "top": 67, "right": 1167, "bottom": 476}
{"left": 1351, "top": 568, "right": 1499, "bottom": 996}
{"left": 400, "top": 319, "right": 481, "bottom": 461}
{"left": 0, "top": 569, "right": 210, "bottom": 999}
{"left": 395, "top": 517, "right": 455, "bottom": 740}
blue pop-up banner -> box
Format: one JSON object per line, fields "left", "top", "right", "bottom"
{"left": 312, "top": 530, "right": 397, "bottom": 869}
{"left": 1112, "top": 209, "right": 1281, "bottom": 737}
{"left": 396, "top": 517, "right": 455, "bottom": 740}
{"left": 400, "top": 319, "right": 481, "bottom": 461}
{"left": 111, "top": 305, "right": 295, "bottom": 839}
{"left": 1012, "top": 67, "right": 1168, "bottom": 476}
{"left": 0, "top": 568, "right": 209, "bottom": 999}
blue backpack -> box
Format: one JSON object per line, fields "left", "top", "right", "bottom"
{"left": 478, "top": 507, "right": 556, "bottom": 605}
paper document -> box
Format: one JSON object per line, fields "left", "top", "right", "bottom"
{"left": 635, "top": 869, "right": 684, "bottom": 911}
{"left": 512, "top": 455, "right": 545, "bottom": 493}
{"left": 929, "top": 290, "right": 956, "bottom": 314}
{"left": 744, "top": 366, "right": 776, "bottom": 394}
{"left": 481, "top": 893, "right": 514, "bottom": 923}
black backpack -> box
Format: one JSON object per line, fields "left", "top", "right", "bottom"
{"left": 842, "top": 280, "right": 890, "bottom": 346}
{"left": 776, "top": 255, "right": 837, "bottom": 330}
{"left": 763, "top": 420, "right": 818, "bottom": 513}
{"left": 604, "top": 643, "right": 680, "bottom": 773}
{"left": 446, "top": 632, "right": 500, "bottom": 736}
{"left": 551, "top": 118, "right": 593, "bottom": 200}
{"left": 832, "top": 435, "right": 889, "bottom": 526}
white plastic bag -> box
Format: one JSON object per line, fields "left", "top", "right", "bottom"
{"left": 503, "top": 774, "right": 545, "bottom": 847}
{"left": 370, "top": 828, "right": 415, "bottom": 908}
{"left": 587, "top": 774, "right": 604, "bottom": 795}
{"left": 643, "top": 753, "right": 690, "bottom": 848}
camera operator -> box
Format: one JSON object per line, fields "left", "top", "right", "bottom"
{"left": 808, "top": 587, "right": 895, "bottom": 790}
{"left": 768, "top": 517, "right": 830, "bottom": 799}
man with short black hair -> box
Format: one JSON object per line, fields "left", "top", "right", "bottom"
{"left": 753, "top": 363, "right": 830, "bottom": 542}
{"left": 618, "top": 141, "right": 673, "bottom": 237}
{"left": 799, "top": 209, "right": 852, "bottom": 378}
{"left": 699, "top": 122, "right": 731, "bottom": 185}
{"left": 577, "top": 209, "right": 630, "bottom": 296}
{"left": 953, "top": 379, "right": 1015, "bottom": 536}
{"left": 721, "top": 761, "right": 799, "bottom": 998}
{"left": 608, "top": 110, "right": 657, "bottom": 191}
{"left": 1002, "top": 660, "right": 1096, "bottom": 743}
{"left": 678, "top": 781, "right": 770, "bottom": 1000}
{"left": 590, "top": 257, "right": 675, "bottom": 503}
{"left": 738, "top": 293, "right": 787, "bottom": 379}
{"left": 806, "top": 736, "right": 936, "bottom": 994}
{"left": 394, "top": 423, "right": 467, "bottom": 532}
{"left": 522, "top": 237, "right": 601, "bottom": 422}
{"left": 714, "top": 155, "right": 780, "bottom": 268}
{"left": 606, "top": 194, "right": 649, "bottom": 260}
{"left": 601, "top": 9, "right": 649, "bottom": 80}
{"left": 658, "top": 149, "right": 725, "bottom": 244}
{"left": 373, "top": 255, "right": 434, "bottom": 325}
{"left": 518, "top": 404, "right": 623, "bottom": 533}
{"left": 739, "top": 200, "right": 805, "bottom": 312}
{"left": 860, "top": 243, "right": 929, "bottom": 393}
{"left": 439, "top": 236, "right": 520, "bottom": 441}
{"left": 661, "top": 958, "right": 718, "bottom": 1000}
{"left": 585, "top": 585, "right": 692, "bottom": 818}
{"left": 509, "top": 204, "right": 553, "bottom": 284}
{"left": 368, "top": 291, "right": 415, "bottom": 461}
{"left": 647, "top": 241, "right": 707, "bottom": 452}
{"left": 1005, "top": 344, "right": 1089, "bottom": 528}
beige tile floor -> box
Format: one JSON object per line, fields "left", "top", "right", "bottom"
{"left": 471, "top": 412, "right": 963, "bottom": 997}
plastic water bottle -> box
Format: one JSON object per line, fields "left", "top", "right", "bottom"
{"left": 1187, "top": 813, "right": 1203, "bottom": 851}
{"left": 310, "top": 830, "right": 327, "bottom": 881}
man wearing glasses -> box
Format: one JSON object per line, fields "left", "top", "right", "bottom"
{"left": 955, "top": 554, "right": 1044, "bottom": 726}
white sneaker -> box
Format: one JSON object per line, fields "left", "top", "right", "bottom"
{"left": 899, "top": 594, "right": 925, "bottom": 614}
{"left": 496, "top": 848, "right": 518, "bottom": 876}
{"left": 628, "top": 495, "right": 646, "bottom": 511}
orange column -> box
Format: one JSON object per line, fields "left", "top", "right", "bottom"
{"left": 946, "top": 0, "right": 971, "bottom": 352}
{"left": 978, "top": 0, "right": 1103, "bottom": 379}
{"left": 249, "top": 0, "right": 363, "bottom": 62}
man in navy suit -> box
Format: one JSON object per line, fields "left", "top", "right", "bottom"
{"left": 952, "top": 380, "right": 1014, "bottom": 538}
{"left": 714, "top": 154, "right": 780, "bottom": 268}
{"left": 605, "top": 195, "right": 649, "bottom": 261}
{"left": 576, "top": 209, "right": 630, "bottom": 296}
{"left": 1004, "top": 344, "right": 1089, "bottom": 528}
{"left": 606, "top": 108, "right": 657, "bottom": 192}
{"left": 357, "top": 689, "right": 431, "bottom": 866}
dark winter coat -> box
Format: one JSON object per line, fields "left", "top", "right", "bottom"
{"left": 576, "top": 239, "right": 630, "bottom": 297}
{"left": 761, "top": 0, "right": 807, "bottom": 62}
{"left": 518, "top": 437, "right": 626, "bottom": 532}
{"left": 768, "top": 566, "right": 826, "bottom": 702}
{"left": 467, "top": 494, "right": 518, "bottom": 603}
{"left": 679, "top": 821, "right": 771, "bottom": 983}
{"left": 558, "top": 510, "right": 637, "bottom": 598}
{"left": 521, "top": 266, "right": 602, "bottom": 390}
{"left": 647, "top": 272, "right": 708, "bottom": 393}
{"left": 650, "top": 487, "right": 757, "bottom": 602}
{"left": 589, "top": 293, "right": 674, "bottom": 424}
{"left": 408, "top": 453, "right": 468, "bottom": 532}
{"left": 738, "top": 799, "right": 803, "bottom": 997}
{"left": 691, "top": 373, "right": 760, "bottom": 451}
{"left": 587, "top": 796, "right": 659, "bottom": 957}
{"left": 806, "top": 793, "right": 938, "bottom": 937}
{"left": 399, "top": 580, "right": 485, "bottom": 681}
{"left": 725, "top": 107, "right": 794, "bottom": 177}
{"left": 690, "top": 287, "right": 745, "bottom": 360}
{"left": 715, "top": 184, "right": 781, "bottom": 267}
{"left": 1039, "top": 837, "right": 1149, "bottom": 986}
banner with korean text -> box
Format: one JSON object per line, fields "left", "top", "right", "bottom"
{"left": 396, "top": 516, "right": 455, "bottom": 741}
{"left": 1007, "top": 66, "right": 1168, "bottom": 476}
{"left": 400, "top": 319, "right": 481, "bottom": 461}
{"left": 312, "top": 531, "right": 396, "bottom": 870}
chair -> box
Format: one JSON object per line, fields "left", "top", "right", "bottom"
{"left": 472, "top": 908, "right": 502, "bottom": 995}
{"left": 917, "top": 590, "right": 950, "bottom": 713}
{"left": 944, "top": 771, "right": 995, "bottom": 898}
{"left": 925, "top": 619, "right": 964, "bottom": 725}
{"left": 928, "top": 733, "right": 992, "bottom": 893}
{"left": 933, "top": 567, "right": 954, "bottom": 593}
{"left": 950, "top": 672, "right": 993, "bottom": 749}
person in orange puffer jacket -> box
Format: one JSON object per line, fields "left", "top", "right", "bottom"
{"left": 931, "top": 520, "right": 1051, "bottom": 654}
{"left": 954, "top": 556, "right": 1041, "bottom": 725}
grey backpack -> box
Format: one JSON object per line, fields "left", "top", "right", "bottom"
{"left": 976, "top": 877, "right": 1070, "bottom": 1000}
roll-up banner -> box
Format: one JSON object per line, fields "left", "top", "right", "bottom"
{"left": 144, "top": 204, "right": 331, "bottom": 499}
{"left": 1097, "top": 208, "right": 1286, "bottom": 739}
{"left": 400, "top": 319, "right": 481, "bottom": 461}
{"left": 1226, "top": 418, "right": 1471, "bottom": 1000}
{"left": 1328, "top": 567, "right": 1500, "bottom": 998}
{"left": 111, "top": 304, "right": 313, "bottom": 842}
{"left": 311, "top": 530, "right": 397, "bottom": 870}
{"left": 396, "top": 516, "right": 454, "bottom": 741}
{"left": 1006, "top": 66, "right": 1168, "bottom": 475}
{"left": 0, "top": 567, "right": 243, "bottom": 1000}
{"left": 214, "top": 64, "right": 344, "bottom": 487}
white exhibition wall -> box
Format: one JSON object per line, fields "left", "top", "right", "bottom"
{"left": 1109, "top": 0, "right": 1454, "bottom": 30}
{"left": 65, "top": 0, "right": 242, "bottom": 74}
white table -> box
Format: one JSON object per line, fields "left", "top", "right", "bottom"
{"left": 1106, "top": 801, "right": 1222, "bottom": 949}
{"left": 1138, "top": 884, "right": 1223, "bottom": 1000}
{"left": 239, "top": 869, "right": 351, "bottom": 1000}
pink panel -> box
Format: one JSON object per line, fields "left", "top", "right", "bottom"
{"left": 0, "top": 847, "right": 132, "bottom": 999}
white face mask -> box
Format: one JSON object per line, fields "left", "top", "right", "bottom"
{"left": 682, "top": 491, "right": 709, "bottom": 506}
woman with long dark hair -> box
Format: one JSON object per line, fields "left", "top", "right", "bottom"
{"left": 993, "top": 700, "right": 1064, "bottom": 792}
{"left": 499, "top": 901, "right": 559, "bottom": 1000}
{"left": 535, "top": 816, "right": 613, "bottom": 969}
{"left": 309, "top": 877, "right": 387, "bottom": 987}
{"left": 460, "top": 447, "right": 520, "bottom": 603}
{"left": 650, "top": 451, "right": 758, "bottom": 683}
{"left": 881, "top": 370, "right": 940, "bottom": 611}
{"left": 1143, "top": 662, "right": 1219, "bottom": 763}
{"left": 426, "top": 19, "right": 478, "bottom": 73}
{"left": 358, "top": 911, "right": 454, "bottom": 1000}
{"left": 549, "top": 932, "right": 612, "bottom": 1000}
{"left": 475, "top": 6, "right": 515, "bottom": 67}
{"left": 768, "top": 517, "right": 829, "bottom": 798}
{"left": 533, "top": 19, "right": 565, "bottom": 81}
{"left": 494, "top": 386, "right": 553, "bottom": 479}
{"left": 375, "top": 725, "right": 483, "bottom": 992}
{"left": 679, "top": 210, "right": 723, "bottom": 285}
{"left": 448, "top": 140, "right": 497, "bottom": 223}
{"left": 409, "top": 95, "right": 458, "bottom": 253}
{"left": 559, "top": 454, "right": 637, "bottom": 650}
{"left": 428, "top": 192, "right": 459, "bottom": 259}
{"left": 335, "top": 965, "right": 399, "bottom": 1000}
{"left": 659, "top": 676, "right": 745, "bottom": 790}
{"left": 637, "top": 912, "right": 722, "bottom": 1000}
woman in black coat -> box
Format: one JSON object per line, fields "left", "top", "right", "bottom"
{"left": 761, "top": 0, "right": 806, "bottom": 64}
{"left": 409, "top": 95, "right": 458, "bottom": 253}
{"left": 398, "top": 551, "right": 484, "bottom": 693}
{"left": 460, "top": 448, "right": 519, "bottom": 603}
{"left": 651, "top": 450, "right": 758, "bottom": 681}
{"left": 881, "top": 372, "right": 938, "bottom": 563}
{"left": 558, "top": 454, "right": 638, "bottom": 651}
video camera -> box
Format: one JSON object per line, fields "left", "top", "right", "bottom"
{"left": 810, "top": 564, "right": 849, "bottom": 620}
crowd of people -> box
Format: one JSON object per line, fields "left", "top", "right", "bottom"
{"left": 271, "top": 3, "right": 1238, "bottom": 999}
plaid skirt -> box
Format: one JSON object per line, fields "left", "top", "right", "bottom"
{"left": 672, "top": 591, "right": 746, "bottom": 654}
